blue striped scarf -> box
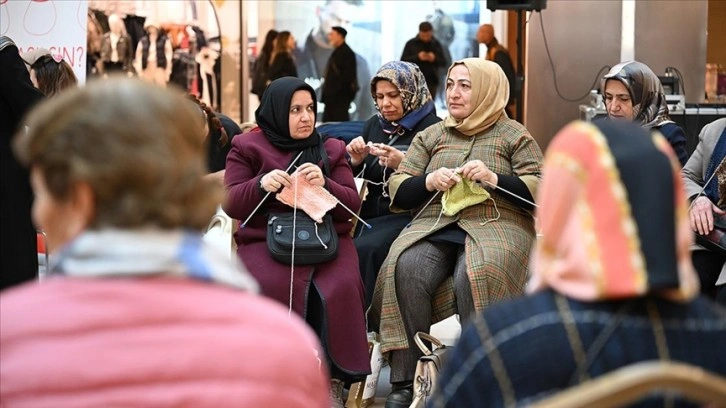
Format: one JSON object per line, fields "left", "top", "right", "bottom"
{"left": 704, "top": 130, "right": 726, "bottom": 206}
{"left": 49, "top": 229, "right": 259, "bottom": 292}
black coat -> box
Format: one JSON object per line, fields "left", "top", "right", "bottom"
{"left": 356, "top": 111, "right": 441, "bottom": 218}
{"left": 295, "top": 31, "right": 375, "bottom": 121}
{"left": 321, "top": 42, "right": 357, "bottom": 105}
{"left": 267, "top": 52, "right": 297, "bottom": 82}
{"left": 400, "top": 36, "right": 446, "bottom": 88}
{"left": 207, "top": 114, "right": 240, "bottom": 173}
{"left": 0, "top": 38, "right": 44, "bottom": 290}
{"left": 487, "top": 44, "right": 516, "bottom": 103}
{"left": 251, "top": 50, "right": 272, "bottom": 96}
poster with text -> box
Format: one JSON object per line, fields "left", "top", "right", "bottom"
{"left": 1, "top": 0, "right": 89, "bottom": 83}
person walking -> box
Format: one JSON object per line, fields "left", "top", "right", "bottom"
{"left": 400, "top": 22, "right": 446, "bottom": 99}
{"left": 477, "top": 24, "right": 516, "bottom": 118}
{"left": 321, "top": 26, "right": 358, "bottom": 122}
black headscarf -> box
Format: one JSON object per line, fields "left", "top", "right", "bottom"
{"left": 255, "top": 77, "right": 324, "bottom": 167}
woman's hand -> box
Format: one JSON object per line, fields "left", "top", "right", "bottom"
{"left": 459, "top": 160, "right": 498, "bottom": 188}
{"left": 370, "top": 144, "right": 405, "bottom": 170}
{"left": 425, "top": 167, "right": 461, "bottom": 192}
{"left": 261, "top": 170, "right": 292, "bottom": 193}
{"left": 346, "top": 136, "right": 369, "bottom": 167}
{"left": 297, "top": 162, "right": 326, "bottom": 187}
{"left": 690, "top": 196, "right": 725, "bottom": 235}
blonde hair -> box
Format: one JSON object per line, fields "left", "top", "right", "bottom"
{"left": 14, "top": 78, "right": 220, "bottom": 230}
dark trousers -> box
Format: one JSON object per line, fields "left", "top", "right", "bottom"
{"left": 354, "top": 213, "right": 411, "bottom": 308}
{"left": 692, "top": 249, "right": 726, "bottom": 305}
{"left": 323, "top": 99, "right": 350, "bottom": 122}
{"left": 388, "top": 240, "right": 475, "bottom": 383}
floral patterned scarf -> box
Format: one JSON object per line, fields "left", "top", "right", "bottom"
{"left": 370, "top": 61, "right": 434, "bottom": 136}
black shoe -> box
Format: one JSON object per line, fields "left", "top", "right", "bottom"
{"left": 385, "top": 383, "right": 413, "bottom": 408}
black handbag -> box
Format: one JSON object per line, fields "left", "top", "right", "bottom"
{"left": 267, "top": 213, "right": 338, "bottom": 265}
{"left": 265, "top": 140, "right": 338, "bottom": 265}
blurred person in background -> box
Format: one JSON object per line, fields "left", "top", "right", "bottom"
{"left": 251, "top": 29, "right": 278, "bottom": 101}
{"left": 321, "top": 26, "right": 357, "bottom": 122}
{"left": 20, "top": 46, "right": 51, "bottom": 69}
{"left": 296, "top": 0, "right": 374, "bottom": 121}
{"left": 0, "top": 36, "right": 44, "bottom": 291}
{"left": 268, "top": 31, "right": 298, "bottom": 82}
{"left": 29, "top": 53, "right": 78, "bottom": 97}
{"left": 477, "top": 24, "right": 515, "bottom": 118}
{"left": 400, "top": 21, "right": 446, "bottom": 100}
{"left": 188, "top": 95, "right": 240, "bottom": 187}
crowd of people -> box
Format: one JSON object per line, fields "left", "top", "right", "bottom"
{"left": 1, "top": 14, "right": 725, "bottom": 408}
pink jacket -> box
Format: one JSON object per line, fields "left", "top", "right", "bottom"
{"left": 1, "top": 278, "right": 329, "bottom": 408}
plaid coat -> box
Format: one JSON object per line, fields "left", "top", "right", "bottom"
{"left": 430, "top": 290, "right": 726, "bottom": 407}
{"left": 369, "top": 118, "right": 543, "bottom": 354}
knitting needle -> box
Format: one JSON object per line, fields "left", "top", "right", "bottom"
{"left": 335, "top": 200, "right": 372, "bottom": 229}
{"left": 405, "top": 191, "right": 441, "bottom": 228}
{"left": 405, "top": 169, "right": 462, "bottom": 228}
{"left": 241, "top": 151, "right": 305, "bottom": 228}
{"left": 479, "top": 179, "right": 539, "bottom": 209}
{"left": 289, "top": 165, "right": 372, "bottom": 229}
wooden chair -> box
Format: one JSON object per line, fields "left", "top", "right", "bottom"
{"left": 532, "top": 361, "right": 726, "bottom": 408}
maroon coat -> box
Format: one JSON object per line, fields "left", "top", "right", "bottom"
{"left": 224, "top": 128, "right": 370, "bottom": 378}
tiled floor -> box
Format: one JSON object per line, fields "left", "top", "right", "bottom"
{"left": 351, "top": 316, "right": 461, "bottom": 407}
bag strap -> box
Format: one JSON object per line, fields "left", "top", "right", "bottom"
{"left": 413, "top": 331, "right": 445, "bottom": 356}
{"left": 319, "top": 139, "right": 331, "bottom": 177}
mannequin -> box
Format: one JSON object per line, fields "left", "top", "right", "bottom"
{"left": 134, "top": 19, "right": 173, "bottom": 86}
{"left": 99, "top": 14, "right": 132, "bottom": 76}
{"left": 195, "top": 46, "right": 219, "bottom": 110}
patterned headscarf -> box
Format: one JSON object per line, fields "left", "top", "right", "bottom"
{"left": 443, "top": 58, "right": 509, "bottom": 137}
{"left": 528, "top": 120, "right": 698, "bottom": 301}
{"left": 601, "top": 61, "right": 673, "bottom": 129}
{"left": 370, "top": 61, "right": 434, "bottom": 135}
